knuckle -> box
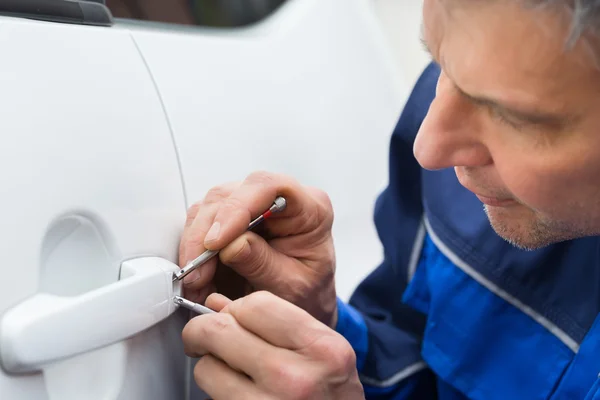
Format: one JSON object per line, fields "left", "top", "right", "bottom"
{"left": 330, "top": 347, "right": 357, "bottom": 377}
{"left": 204, "top": 185, "right": 231, "bottom": 204}
{"left": 185, "top": 231, "right": 204, "bottom": 247}
{"left": 206, "top": 313, "right": 237, "bottom": 335}
{"left": 185, "top": 202, "right": 202, "bottom": 223}
{"left": 286, "top": 370, "right": 320, "bottom": 400}
{"left": 221, "top": 196, "right": 247, "bottom": 215}
{"left": 306, "top": 187, "right": 334, "bottom": 225}
{"left": 315, "top": 201, "right": 334, "bottom": 229}
{"left": 184, "top": 231, "right": 208, "bottom": 254}
{"left": 245, "top": 290, "right": 277, "bottom": 310}
{"left": 291, "top": 193, "right": 334, "bottom": 235}
{"left": 316, "top": 336, "right": 357, "bottom": 377}
{"left": 267, "top": 362, "right": 318, "bottom": 400}
{"left": 279, "top": 278, "right": 311, "bottom": 304}
{"left": 262, "top": 355, "right": 283, "bottom": 378}
{"left": 311, "top": 187, "right": 332, "bottom": 206}
{"left": 246, "top": 170, "right": 277, "bottom": 187}
{"left": 183, "top": 314, "right": 236, "bottom": 344}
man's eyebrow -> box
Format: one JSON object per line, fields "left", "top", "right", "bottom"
{"left": 419, "top": 33, "right": 575, "bottom": 126}
{"left": 454, "top": 85, "right": 575, "bottom": 126}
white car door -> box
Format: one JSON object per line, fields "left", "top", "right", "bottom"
{"left": 0, "top": 5, "right": 188, "bottom": 400}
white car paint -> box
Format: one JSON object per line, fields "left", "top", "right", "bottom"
{"left": 0, "top": 17, "right": 188, "bottom": 399}
{"left": 0, "top": 0, "right": 410, "bottom": 398}
{"left": 128, "top": 0, "right": 405, "bottom": 302}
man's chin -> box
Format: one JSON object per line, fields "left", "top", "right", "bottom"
{"left": 483, "top": 205, "right": 557, "bottom": 251}
{"left": 491, "top": 229, "right": 547, "bottom": 251}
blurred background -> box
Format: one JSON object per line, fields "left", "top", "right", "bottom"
{"left": 372, "top": 0, "right": 428, "bottom": 93}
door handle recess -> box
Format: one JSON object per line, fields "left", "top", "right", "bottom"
{"left": 0, "top": 257, "right": 182, "bottom": 373}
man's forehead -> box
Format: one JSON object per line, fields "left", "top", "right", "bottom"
{"left": 423, "top": 0, "right": 600, "bottom": 112}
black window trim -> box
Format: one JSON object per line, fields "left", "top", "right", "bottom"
{"left": 0, "top": 0, "right": 113, "bottom": 27}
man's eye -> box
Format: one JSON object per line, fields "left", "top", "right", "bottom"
{"left": 488, "top": 107, "right": 526, "bottom": 131}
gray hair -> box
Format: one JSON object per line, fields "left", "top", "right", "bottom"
{"left": 531, "top": 0, "right": 600, "bottom": 47}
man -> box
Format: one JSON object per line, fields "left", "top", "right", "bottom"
{"left": 178, "top": 0, "right": 600, "bottom": 398}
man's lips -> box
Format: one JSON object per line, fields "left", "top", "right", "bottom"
{"left": 457, "top": 178, "right": 517, "bottom": 207}
{"left": 474, "top": 194, "right": 517, "bottom": 207}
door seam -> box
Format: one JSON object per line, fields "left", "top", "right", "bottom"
{"left": 129, "top": 33, "right": 189, "bottom": 209}
{"left": 129, "top": 32, "right": 192, "bottom": 400}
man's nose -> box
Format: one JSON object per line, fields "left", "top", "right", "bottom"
{"left": 413, "top": 75, "right": 492, "bottom": 171}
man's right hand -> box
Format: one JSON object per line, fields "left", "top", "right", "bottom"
{"left": 178, "top": 171, "right": 339, "bottom": 328}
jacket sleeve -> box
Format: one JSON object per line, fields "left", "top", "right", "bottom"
{"left": 334, "top": 62, "right": 440, "bottom": 399}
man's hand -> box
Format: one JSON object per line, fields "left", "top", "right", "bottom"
{"left": 182, "top": 291, "right": 365, "bottom": 400}
{"left": 179, "top": 171, "right": 338, "bottom": 328}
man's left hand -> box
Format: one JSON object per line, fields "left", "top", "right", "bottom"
{"left": 182, "top": 291, "right": 365, "bottom": 400}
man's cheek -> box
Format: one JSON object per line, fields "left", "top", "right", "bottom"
{"left": 505, "top": 167, "right": 569, "bottom": 213}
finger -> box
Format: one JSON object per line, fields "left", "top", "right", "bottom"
{"left": 205, "top": 293, "right": 232, "bottom": 312}
{"left": 182, "top": 312, "right": 283, "bottom": 378}
{"left": 218, "top": 231, "right": 299, "bottom": 287}
{"left": 178, "top": 201, "right": 202, "bottom": 267}
{"left": 179, "top": 204, "right": 218, "bottom": 285}
{"left": 228, "top": 291, "right": 328, "bottom": 350}
{"left": 259, "top": 185, "right": 334, "bottom": 239}
{"left": 203, "top": 172, "right": 321, "bottom": 250}
{"left": 202, "top": 182, "right": 240, "bottom": 205}
{"left": 193, "top": 355, "right": 264, "bottom": 400}
{"left": 184, "top": 282, "right": 215, "bottom": 305}
{"left": 179, "top": 183, "right": 239, "bottom": 284}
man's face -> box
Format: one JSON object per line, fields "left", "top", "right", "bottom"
{"left": 415, "top": 0, "right": 600, "bottom": 250}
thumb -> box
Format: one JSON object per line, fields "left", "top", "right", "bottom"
{"left": 219, "top": 231, "right": 291, "bottom": 290}
{"left": 205, "top": 293, "right": 232, "bottom": 312}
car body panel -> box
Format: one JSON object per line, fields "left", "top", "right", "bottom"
{"left": 0, "top": 17, "right": 187, "bottom": 399}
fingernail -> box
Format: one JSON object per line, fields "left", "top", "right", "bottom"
{"left": 204, "top": 222, "right": 221, "bottom": 244}
{"left": 184, "top": 268, "right": 202, "bottom": 284}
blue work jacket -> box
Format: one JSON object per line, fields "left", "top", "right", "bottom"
{"left": 335, "top": 62, "right": 600, "bottom": 399}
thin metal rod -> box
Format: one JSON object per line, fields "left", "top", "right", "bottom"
{"left": 173, "top": 296, "right": 216, "bottom": 314}
{"left": 173, "top": 249, "right": 219, "bottom": 282}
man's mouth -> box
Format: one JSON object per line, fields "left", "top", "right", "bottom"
{"left": 474, "top": 194, "right": 517, "bottom": 207}
{"left": 455, "top": 168, "right": 518, "bottom": 207}
{"left": 457, "top": 177, "right": 517, "bottom": 207}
